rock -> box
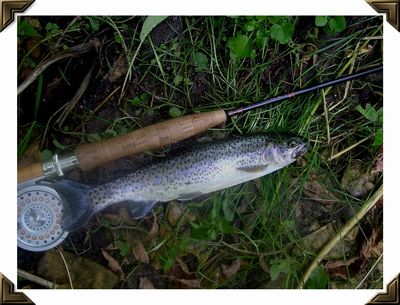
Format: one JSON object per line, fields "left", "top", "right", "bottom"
{"left": 36, "top": 250, "right": 119, "bottom": 288}
{"left": 341, "top": 161, "right": 377, "bottom": 198}
{"left": 293, "top": 222, "right": 359, "bottom": 259}
{"left": 139, "top": 277, "right": 155, "bottom": 289}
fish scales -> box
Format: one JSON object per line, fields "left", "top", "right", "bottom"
{"left": 90, "top": 136, "right": 263, "bottom": 208}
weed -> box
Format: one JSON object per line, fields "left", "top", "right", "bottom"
{"left": 356, "top": 104, "right": 383, "bottom": 147}
{"left": 315, "top": 16, "right": 347, "bottom": 35}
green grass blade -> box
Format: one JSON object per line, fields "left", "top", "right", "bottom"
{"left": 140, "top": 16, "right": 168, "bottom": 43}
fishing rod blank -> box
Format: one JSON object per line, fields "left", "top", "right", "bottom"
{"left": 226, "top": 65, "right": 383, "bottom": 116}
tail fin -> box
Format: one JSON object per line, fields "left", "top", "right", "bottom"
{"left": 41, "top": 179, "right": 94, "bottom": 232}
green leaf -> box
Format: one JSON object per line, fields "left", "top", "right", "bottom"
{"left": 227, "top": 35, "right": 253, "bottom": 60}
{"left": 163, "top": 257, "right": 175, "bottom": 273}
{"left": 210, "top": 202, "right": 219, "bottom": 220}
{"left": 207, "top": 228, "right": 217, "bottom": 240}
{"left": 87, "top": 17, "right": 100, "bottom": 32}
{"left": 218, "top": 218, "right": 234, "bottom": 234}
{"left": 315, "top": 16, "right": 328, "bottom": 27}
{"left": 130, "top": 96, "right": 141, "bottom": 106}
{"left": 373, "top": 128, "right": 383, "bottom": 147}
{"left": 173, "top": 74, "right": 183, "bottom": 86}
{"left": 356, "top": 104, "right": 379, "bottom": 123}
{"left": 243, "top": 20, "right": 257, "bottom": 32}
{"left": 40, "top": 149, "right": 53, "bottom": 161}
{"left": 222, "top": 200, "right": 235, "bottom": 222}
{"left": 120, "top": 24, "right": 129, "bottom": 32}
{"left": 104, "top": 128, "right": 118, "bottom": 138}
{"left": 119, "top": 241, "right": 131, "bottom": 257}
{"left": 140, "top": 16, "right": 168, "bottom": 42}
{"left": 267, "top": 16, "right": 281, "bottom": 24}
{"left": 255, "top": 29, "right": 269, "bottom": 49}
{"left": 305, "top": 264, "right": 329, "bottom": 289}
{"left": 270, "top": 22, "right": 294, "bottom": 44}
{"left": 18, "top": 19, "right": 39, "bottom": 39}
{"left": 191, "top": 226, "right": 209, "bottom": 239}
{"left": 52, "top": 139, "right": 67, "bottom": 150}
{"left": 45, "top": 22, "right": 59, "bottom": 34}
{"left": 169, "top": 106, "right": 182, "bottom": 118}
{"left": 327, "top": 16, "right": 346, "bottom": 34}
{"left": 193, "top": 51, "right": 209, "bottom": 70}
{"left": 139, "top": 92, "right": 148, "bottom": 101}
{"left": 270, "top": 259, "right": 288, "bottom": 281}
{"left": 377, "top": 107, "right": 383, "bottom": 122}
{"left": 114, "top": 33, "right": 123, "bottom": 44}
{"left": 270, "top": 264, "right": 280, "bottom": 281}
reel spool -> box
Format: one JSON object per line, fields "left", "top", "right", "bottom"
{"left": 17, "top": 181, "right": 69, "bottom": 252}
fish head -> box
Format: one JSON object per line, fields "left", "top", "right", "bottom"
{"left": 262, "top": 137, "right": 309, "bottom": 167}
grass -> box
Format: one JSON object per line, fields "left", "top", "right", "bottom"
{"left": 17, "top": 16, "right": 383, "bottom": 289}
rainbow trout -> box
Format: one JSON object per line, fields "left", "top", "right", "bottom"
{"left": 45, "top": 135, "right": 308, "bottom": 231}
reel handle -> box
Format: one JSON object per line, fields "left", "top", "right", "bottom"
{"left": 76, "top": 109, "right": 227, "bottom": 171}
{"left": 17, "top": 109, "right": 227, "bottom": 183}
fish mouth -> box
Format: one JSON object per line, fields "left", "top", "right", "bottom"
{"left": 291, "top": 143, "right": 309, "bottom": 159}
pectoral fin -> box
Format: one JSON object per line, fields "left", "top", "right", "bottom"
{"left": 126, "top": 200, "right": 157, "bottom": 219}
{"left": 177, "top": 192, "right": 204, "bottom": 201}
{"left": 237, "top": 165, "right": 268, "bottom": 173}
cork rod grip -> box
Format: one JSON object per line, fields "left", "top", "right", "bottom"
{"left": 18, "top": 162, "right": 44, "bottom": 183}
{"left": 76, "top": 109, "right": 227, "bottom": 171}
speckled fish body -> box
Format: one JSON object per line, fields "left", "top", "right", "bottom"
{"left": 49, "top": 135, "right": 308, "bottom": 231}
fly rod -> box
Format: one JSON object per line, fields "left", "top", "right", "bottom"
{"left": 17, "top": 65, "right": 383, "bottom": 183}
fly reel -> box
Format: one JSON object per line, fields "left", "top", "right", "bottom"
{"left": 17, "top": 180, "right": 69, "bottom": 252}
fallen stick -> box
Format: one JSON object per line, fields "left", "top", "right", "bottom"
{"left": 297, "top": 184, "right": 383, "bottom": 288}
{"left": 17, "top": 268, "right": 60, "bottom": 289}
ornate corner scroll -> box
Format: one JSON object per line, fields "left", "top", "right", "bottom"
{"left": 0, "top": 273, "right": 34, "bottom": 305}
{"left": 366, "top": 0, "right": 400, "bottom": 31}
{"left": 366, "top": 273, "right": 400, "bottom": 305}
{"left": 0, "top": 0, "right": 34, "bottom": 32}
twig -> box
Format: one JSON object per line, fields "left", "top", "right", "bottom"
{"left": 17, "top": 268, "right": 60, "bottom": 289}
{"left": 220, "top": 241, "right": 283, "bottom": 256}
{"left": 328, "top": 58, "right": 355, "bottom": 112}
{"left": 327, "top": 137, "right": 370, "bottom": 161}
{"left": 322, "top": 90, "right": 331, "bottom": 144}
{"left": 297, "top": 184, "right": 383, "bottom": 289}
{"left": 57, "top": 247, "right": 74, "bottom": 289}
{"left": 84, "top": 86, "right": 121, "bottom": 122}
{"left": 355, "top": 252, "right": 383, "bottom": 289}
{"left": 18, "top": 42, "right": 93, "bottom": 95}
{"left": 40, "top": 102, "right": 69, "bottom": 149}
{"left": 329, "top": 41, "right": 359, "bottom": 112}
{"left": 53, "top": 17, "right": 80, "bottom": 54}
